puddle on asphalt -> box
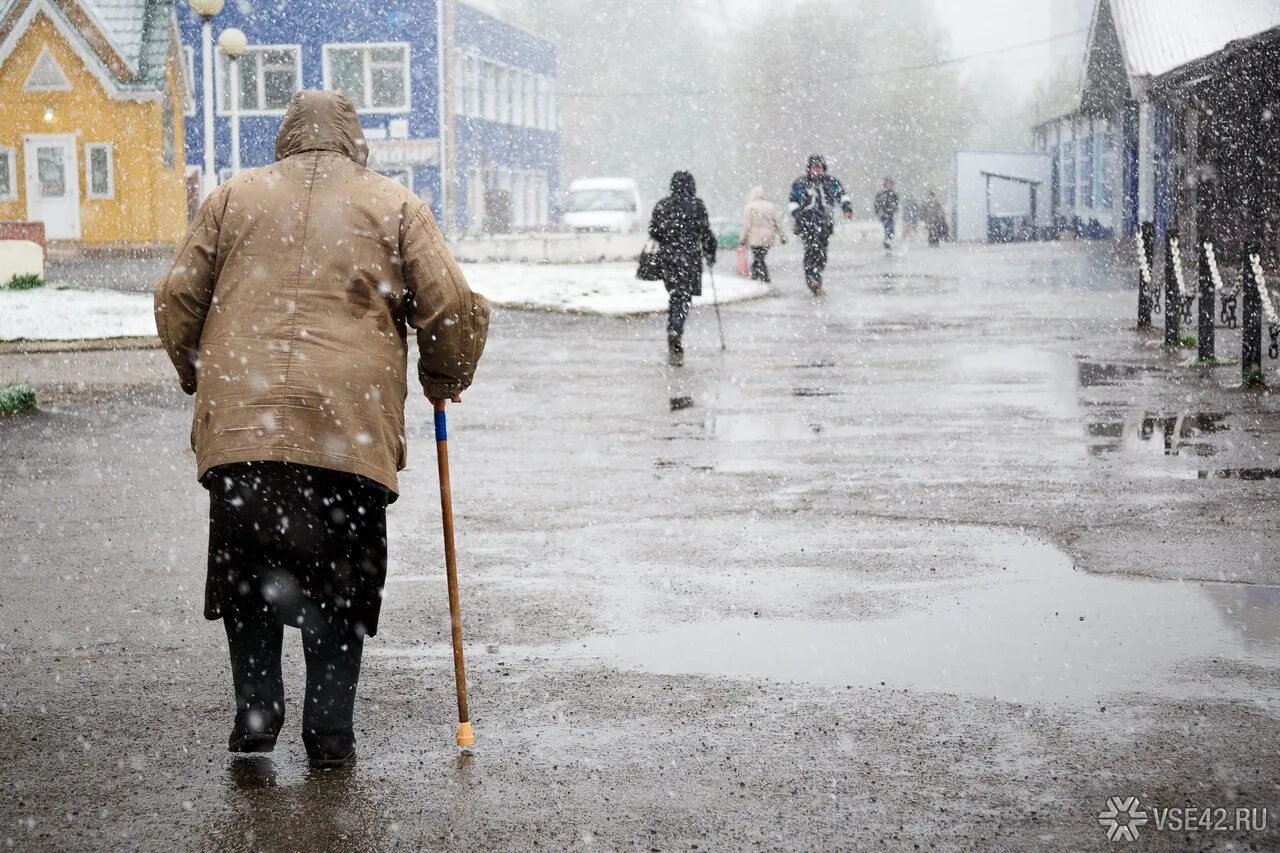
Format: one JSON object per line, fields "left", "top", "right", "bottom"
{"left": 713, "top": 413, "right": 827, "bottom": 441}
{"left": 1087, "top": 413, "right": 1229, "bottom": 458}
{"left": 792, "top": 387, "right": 842, "bottom": 398}
{"left": 669, "top": 396, "right": 695, "bottom": 411}
{"left": 568, "top": 537, "right": 1280, "bottom": 705}
{"left": 1078, "top": 360, "right": 1170, "bottom": 387}
{"left": 1199, "top": 468, "right": 1280, "bottom": 480}
{"left": 794, "top": 360, "right": 837, "bottom": 369}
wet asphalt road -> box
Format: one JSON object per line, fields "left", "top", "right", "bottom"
{"left": 2, "top": 241, "right": 1279, "bottom": 851}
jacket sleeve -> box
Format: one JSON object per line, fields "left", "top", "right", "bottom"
{"left": 401, "top": 204, "right": 490, "bottom": 400}
{"left": 648, "top": 201, "right": 665, "bottom": 244}
{"left": 788, "top": 180, "right": 804, "bottom": 214}
{"left": 153, "top": 188, "right": 224, "bottom": 395}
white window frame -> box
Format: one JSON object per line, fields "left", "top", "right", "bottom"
{"left": 84, "top": 142, "right": 114, "bottom": 200}
{"left": 482, "top": 61, "right": 497, "bottom": 120}
{"left": 216, "top": 44, "right": 302, "bottom": 116}
{"left": 183, "top": 46, "right": 196, "bottom": 117}
{"left": 523, "top": 71, "right": 536, "bottom": 128}
{"left": 22, "top": 46, "right": 72, "bottom": 92}
{"left": 0, "top": 147, "right": 16, "bottom": 201}
{"left": 510, "top": 69, "right": 524, "bottom": 126}
{"left": 496, "top": 65, "right": 511, "bottom": 124}
{"left": 546, "top": 77, "right": 556, "bottom": 131}
{"left": 323, "top": 42, "right": 412, "bottom": 114}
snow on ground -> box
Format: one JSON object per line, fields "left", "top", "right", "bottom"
{"left": 0, "top": 264, "right": 770, "bottom": 341}
{"left": 464, "top": 262, "right": 768, "bottom": 315}
{"left": 0, "top": 287, "right": 158, "bottom": 341}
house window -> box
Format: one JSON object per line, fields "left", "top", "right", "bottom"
{"left": 482, "top": 61, "right": 497, "bottom": 120}
{"left": 546, "top": 78, "right": 556, "bottom": 131}
{"left": 325, "top": 43, "right": 411, "bottom": 112}
{"left": 1098, "top": 130, "right": 1115, "bottom": 209}
{"left": 1080, "top": 135, "right": 1094, "bottom": 209}
{"left": 85, "top": 143, "right": 114, "bottom": 199}
{"left": 523, "top": 72, "right": 536, "bottom": 127}
{"left": 497, "top": 66, "right": 511, "bottom": 123}
{"left": 535, "top": 76, "right": 547, "bottom": 129}
{"left": 23, "top": 47, "right": 72, "bottom": 91}
{"left": 183, "top": 46, "right": 196, "bottom": 116}
{"left": 511, "top": 71, "right": 524, "bottom": 126}
{"left": 1061, "top": 141, "right": 1076, "bottom": 209}
{"left": 467, "top": 54, "right": 481, "bottom": 116}
{"left": 454, "top": 53, "right": 466, "bottom": 114}
{"left": 219, "top": 46, "right": 301, "bottom": 114}
{"left": 0, "top": 147, "right": 15, "bottom": 200}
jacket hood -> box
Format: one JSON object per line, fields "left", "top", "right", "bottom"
{"left": 748, "top": 185, "right": 765, "bottom": 201}
{"left": 671, "top": 171, "right": 696, "bottom": 197}
{"left": 275, "top": 90, "right": 369, "bottom": 166}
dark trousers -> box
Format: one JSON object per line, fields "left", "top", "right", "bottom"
{"left": 881, "top": 215, "right": 896, "bottom": 247}
{"left": 749, "top": 247, "right": 770, "bottom": 282}
{"left": 207, "top": 462, "right": 388, "bottom": 737}
{"left": 667, "top": 287, "right": 693, "bottom": 338}
{"left": 800, "top": 228, "right": 831, "bottom": 284}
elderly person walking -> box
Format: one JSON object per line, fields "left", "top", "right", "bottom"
{"left": 648, "top": 170, "right": 716, "bottom": 366}
{"left": 739, "top": 185, "right": 786, "bottom": 283}
{"left": 154, "top": 91, "right": 490, "bottom": 768}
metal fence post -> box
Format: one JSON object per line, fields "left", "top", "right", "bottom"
{"left": 1164, "top": 228, "right": 1181, "bottom": 346}
{"left": 1242, "top": 241, "right": 1263, "bottom": 384}
{"left": 1197, "top": 236, "right": 1216, "bottom": 361}
{"left": 1138, "top": 221, "right": 1154, "bottom": 329}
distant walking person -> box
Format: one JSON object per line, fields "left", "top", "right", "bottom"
{"left": 154, "top": 91, "right": 490, "bottom": 768}
{"left": 789, "top": 154, "right": 853, "bottom": 294}
{"left": 875, "top": 177, "right": 900, "bottom": 250}
{"left": 739, "top": 185, "right": 786, "bottom": 283}
{"left": 922, "top": 190, "right": 947, "bottom": 247}
{"left": 649, "top": 170, "right": 716, "bottom": 365}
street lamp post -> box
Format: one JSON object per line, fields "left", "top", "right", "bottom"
{"left": 189, "top": 0, "right": 225, "bottom": 199}
{"left": 218, "top": 28, "right": 248, "bottom": 178}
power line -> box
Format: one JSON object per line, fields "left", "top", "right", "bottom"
{"left": 557, "top": 28, "right": 1088, "bottom": 100}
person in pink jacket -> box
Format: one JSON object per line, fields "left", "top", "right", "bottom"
{"left": 739, "top": 185, "right": 786, "bottom": 283}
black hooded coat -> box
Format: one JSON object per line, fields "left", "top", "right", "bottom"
{"left": 648, "top": 171, "right": 716, "bottom": 296}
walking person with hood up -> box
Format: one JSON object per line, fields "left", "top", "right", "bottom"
{"left": 789, "top": 154, "right": 853, "bottom": 294}
{"left": 649, "top": 170, "right": 717, "bottom": 365}
{"left": 874, "top": 177, "right": 900, "bottom": 251}
{"left": 154, "top": 90, "right": 490, "bottom": 768}
{"left": 739, "top": 185, "right": 786, "bottom": 283}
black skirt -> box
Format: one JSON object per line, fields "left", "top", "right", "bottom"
{"left": 204, "top": 461, "right": 391, "bottom": 637}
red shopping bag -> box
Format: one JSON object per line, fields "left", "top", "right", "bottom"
{"left": 736, "top": 246, "right": 749, "bottom": 278}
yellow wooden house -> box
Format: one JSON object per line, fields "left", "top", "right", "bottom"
{"left": 0, "top": 0, "right": 187, "bottom": 243}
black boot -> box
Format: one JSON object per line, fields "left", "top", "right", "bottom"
{"left": 303, "top": 729, "right": 356, "bottom": 768}
{"left": 667, "top": 333, "right": 684, "bottom": 366}
{"left": 228, "top": 709, "right": 283, "bottom": 753}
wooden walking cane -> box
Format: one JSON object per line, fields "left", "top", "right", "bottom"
{"left": 434, "top": 400, "right": 475, "bottom": 748}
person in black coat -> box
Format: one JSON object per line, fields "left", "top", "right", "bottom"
{"left": 874, "top": 177, "right": 900, "bottom": 250}
{"left": 649, "top": 171, "right": 716, "bottom": 364}
{"left": 789, "top": 154, "right": 853, "bottom": 294}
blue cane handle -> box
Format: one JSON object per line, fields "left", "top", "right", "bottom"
{"left": 434, "top": 408, "right": 448, "bottom": 442}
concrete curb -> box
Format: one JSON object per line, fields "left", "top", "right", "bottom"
{"left": 0, "top": 336, "right": 162, "bottom": 355}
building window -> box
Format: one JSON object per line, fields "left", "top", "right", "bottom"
{"left": 1098, "top": 130, "right": 1115, "bottom": 209}
{"left": 23, "top": 47, "right": 72, "bottom": 91}
{"left": 523, "top": 72, "right": 536, "bottom": 127}
{"left": 183, "top": 46, "right": 196, "bottom": 116}
{"left": 454, "top": 52, "right": 466, "bottom": 114}
{"left": 497, "top": 66, "right": 511, "bottom": 123}
{"left": 482, "top": 61, "right": 497, "bottom": 120}
{"left": 1061, "top": 141, "right": 1076, "bottom": 209}
{"left": 85, "top": 143, "right": 114, "bottom": 199}
{"left": 1080, "top": 135, "right": 1094, "bottom": 209}
{"left": 467, "top": 54, "right": 481, "bottom": 116}
{"left": 511, "top": 71, "right": 524, "bottom": 126}
{"left": 162, "top": 89, "right": 177, "bottom": 169}
{"left": 0, "top": 147, "right": 15, "bottom": 200}
{"left": 546, "top": 78, "right": 556, "bottom": 131}
{"left": 535, "top": 76, "right": 547, "bottom": 129}
{"left": 218, "top": 45, "right": 301, "bottom": 114}
{"left": 324, "top": 43, "right": 411, "bottom": 112}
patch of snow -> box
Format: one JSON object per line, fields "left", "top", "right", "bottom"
{"left": 1, "top": 264, "right": 771, "bottom": 341}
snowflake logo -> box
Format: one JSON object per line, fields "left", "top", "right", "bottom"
{"left": 1098, "top": 796, "right": 1148, "bottom": 842}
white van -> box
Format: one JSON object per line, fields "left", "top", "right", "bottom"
{"left": 562, "top": 178, "right": 643, "bottom": 233}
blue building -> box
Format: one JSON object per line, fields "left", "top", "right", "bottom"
{"left": 178, "top": 0, "right": 558, "bottom": 234}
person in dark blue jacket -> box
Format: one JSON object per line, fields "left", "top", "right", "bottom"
{"left": 789, "top": 154, "right": 853, "bottom": 294}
